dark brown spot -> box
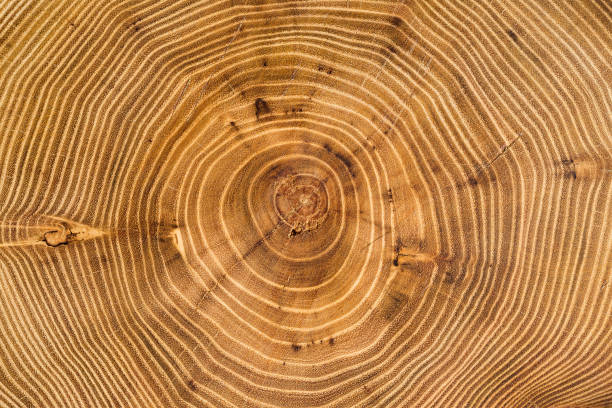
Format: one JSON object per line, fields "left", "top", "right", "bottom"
{"left": 389, "top": 293, "right": 404, "bottom": 306}
{"left": 390, "top": 16, "right": 402, "bottom": 26}
{"left": 130, "top": 18, "right": 142, "bottom": 32}
{"left": 561, "top": 158, "right": 577, "bottom": 179}
{"left": 467, "top": 177, "right": 478, "bottom": 186}
{"left": 187, "top": 379, "right": 197, "bottom": 391}
{"left": 323, "top": 144, "right": 355, "bottom": 177}
{"left": 333, "top": 152, "right": 352, "bottom": 172}
{"left": 441, "top": 266, "right": 466, "bottom": 285}
{"left": 393, "top": 237, "right": 402, "bottom": 254}
{"left": 317, "top": 64, "right": 333, "bottom": 75}
{"left": 262, "top": 59, "right": 268, "bottom": 67}
{"left": 443, "top": 271, "right": 455, "bottom": 284}
{"left": 507, "top": 29, "right": 518, "bottom": 43}
{"left": 329, "top": 338, "right": 335, "bottom": 345}
{"left": 43, "top": 229, "right": 76, "bottom": 247}
{"left": 384, "top": 291, "right": 407, "bottom": 320}
{"left": 392, "top": 241, "right": 402, "bottom": 266}
{"left": 291, "top": 344, "right": 301, "bottom": 352}
{"left": 254, "top": 98, "right": 271, "bottom": 119}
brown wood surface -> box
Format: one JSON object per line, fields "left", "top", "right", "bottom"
{"left": 0, "top": 0, "right": 610, "bottom": 407}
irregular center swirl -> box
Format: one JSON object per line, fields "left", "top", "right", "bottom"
{"left": 274, "top": 174, "right": 328, "bottom": 234}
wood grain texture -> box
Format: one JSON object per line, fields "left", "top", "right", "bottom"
{"left": 0, "top": 0, "right": 610, "bottom": 407}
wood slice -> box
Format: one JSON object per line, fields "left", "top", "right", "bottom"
{"left": 0, "top": 0, "right": 610, "bottom": 407}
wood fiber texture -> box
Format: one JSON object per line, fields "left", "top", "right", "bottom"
{"left": 0, "top": 0, "right": 610, "bottom": 407}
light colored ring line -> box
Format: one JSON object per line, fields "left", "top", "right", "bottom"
{"left": 211, "top": 143, "right": 374, "bottom": 311}
{"left": 175, "top": 117, "right": 382, "bottom": 294}
{"left": 186, "top": 133, "right": 385, "bottom": 322}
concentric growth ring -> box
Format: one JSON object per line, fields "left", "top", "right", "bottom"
{"left": 0, "top": 0, "right": 609, "bottom": 407}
